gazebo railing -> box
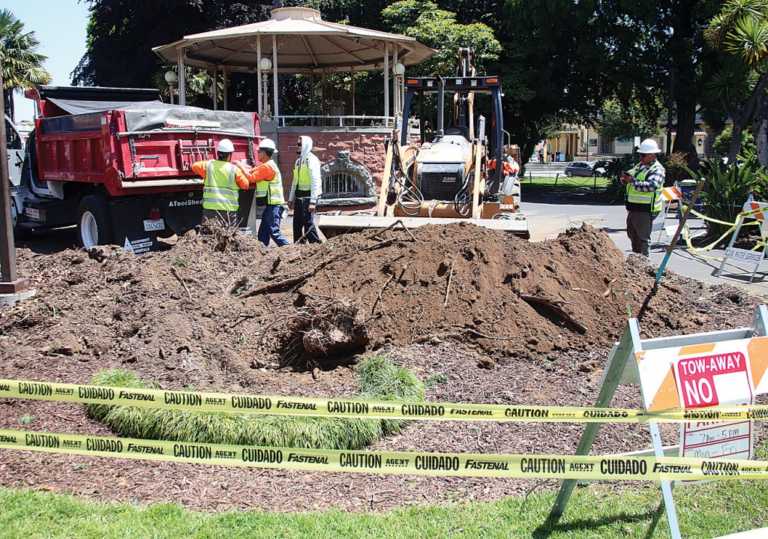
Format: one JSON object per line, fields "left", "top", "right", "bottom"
{"left": 276, "top": 115, "right": 395, "bottom": 128}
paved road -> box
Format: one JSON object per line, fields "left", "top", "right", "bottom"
{"left": 522, "top": 189, "right": 768, "bottom": 295}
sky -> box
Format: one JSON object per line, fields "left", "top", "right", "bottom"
{"left": 6, "top": 0, "right": 89, "bottom": 122}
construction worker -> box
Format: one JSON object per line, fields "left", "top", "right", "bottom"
{"left": 288, "top": 136, "right": 322, "bottom": 243}
{"left": 241, "top": 138, "right": 290, "bottom": 247}
{"left": 621, "top": 138, "right": 665, "bottom": 257}
{"left": 191, "top": 139, "right": 251, "bottom": 227}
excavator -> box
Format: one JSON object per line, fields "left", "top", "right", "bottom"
{"left": 317, "top": 49, "right": 528, "bottom": 237}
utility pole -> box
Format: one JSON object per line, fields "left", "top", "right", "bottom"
{"left": 0, "top": 71, "right": 29, "bottom": 297}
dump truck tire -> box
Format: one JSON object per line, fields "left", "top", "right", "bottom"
{"left": 77, "top": 195, "right": 113, "bottom": 248}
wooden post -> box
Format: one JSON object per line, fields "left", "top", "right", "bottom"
{"left": 0, "top": 71, "right": 27, "bottom": 294}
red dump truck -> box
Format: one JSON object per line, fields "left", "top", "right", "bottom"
{"left": 12, "top": 85, "right": 260, "bottom": 251}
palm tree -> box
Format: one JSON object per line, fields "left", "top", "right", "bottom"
{"left": 706, "top": 0, "right": 768, "bottom": 163}
{"left": 0, "top": 9, "right": 51, "bottom": 121}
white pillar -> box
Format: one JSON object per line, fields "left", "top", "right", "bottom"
{"left": 393, "top": 47, "right": 399, "bottom": 116}
{"left": 212, "top": 67, "right": 218, "bottom": 110}
{"left": 384, "top": 43, "right": 390, "bottom": 121}
{"left": 177, "top": 48, "right": 187, "bottom": 106}
{"left": 222, "top": 68, "right": 228, "bottom": 110}
{"left": 272, "top": 35, "right": 279, "bottom": 120}
{"left": 256, "top": 37, "right": 263, "bottom": 117}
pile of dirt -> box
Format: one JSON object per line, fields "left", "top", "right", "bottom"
{"left": 0, "top": 222, "right": 759, "bottom": 390}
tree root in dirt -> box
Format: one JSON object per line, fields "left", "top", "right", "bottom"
{"left": 272, "top": 299, "right": 370, "bottom": 371}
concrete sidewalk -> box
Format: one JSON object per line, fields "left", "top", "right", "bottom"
{"left": 522, "top": 199, "right": 768, "bottom": 296}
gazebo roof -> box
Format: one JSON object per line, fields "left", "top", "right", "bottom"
{"left": 153, "top": 7, "right": 434, "bottom": 73}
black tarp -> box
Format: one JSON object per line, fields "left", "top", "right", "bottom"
{"left": 45, "top": 98, "right": 256, "bottom": 138}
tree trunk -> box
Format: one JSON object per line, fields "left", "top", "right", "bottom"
{"left": 669, "top": 0, "right": 700, "bottom": 170}
{"left": 755, "top": 92, "right": 768, "bottom": 167}
{"left": 728, "top": 120, "right": 745, "bottom": 163}
{"left": 673, "top": 95, "right": 698, "bottom": 168}
{"left": 728, "top": 72, "right": 768, "bottom": 163}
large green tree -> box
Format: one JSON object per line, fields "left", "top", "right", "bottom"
{"left": 72, "top": 1, "right": 271, "bottom": 88}
{"left": 382, "top": 0, "right": 501, "bottom": 76}
{"left": 597, "top": 98, "right": 661, "bottom": 142}
{"left": 705, "top": 0, "right": 768, "bottom": 164}
{"left": 0, "top": 9, "right": 51, "bottom": 121}
{"left": 498, "top": 0, "right": 658, "bottom": 164}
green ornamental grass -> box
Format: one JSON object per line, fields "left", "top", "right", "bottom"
{"left": 87, "top": 356, "right": 424, "bottom": 450}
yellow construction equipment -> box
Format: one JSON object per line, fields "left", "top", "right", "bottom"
{"left": 317, "top": 49, "right": 528, "bottom": 238}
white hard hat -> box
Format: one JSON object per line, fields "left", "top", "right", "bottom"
{"left": 637, "top": 138, "right": 662, "bottom": 154}
{"left": 217, "top": 138, "right": 235, "bottom": 153}
{"left": 259, "top": 138, "right": 277, "bottom": 151}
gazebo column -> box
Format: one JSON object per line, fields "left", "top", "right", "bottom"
{"left": 222, "top": 68, "right": 228, "bottom": 110}
{"left": 212, "top": 67, "right": 218, "bottom": 110}
{"left": 393, "top": 46, "right": 399, "bottom": 117}
{"left": 272, "top": 35, "right": 280, "bottom": 121}
{"left": 256, "top": 36, "right": 263, "bottom": 117}
{"left": 384, "top": 42, "right": 390, "bottom": 122}
{"left": 176, "top": 47, "right": 187, "bottom": 106}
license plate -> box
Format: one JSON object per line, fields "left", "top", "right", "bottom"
{"left": 143, "top": 218, "right": 165, "bottom": 232}
{"left": 25, "top": 208, "right": 41, "bottom": 220}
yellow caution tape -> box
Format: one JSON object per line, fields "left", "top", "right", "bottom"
{"left": 668, "top": 206, "right": 761, "bottom": 256}
{"left": 0, "top": 428, "right": 766, "bottom": 481}
{"left": 2, "top": 379, "right": 768, "bottom": 423}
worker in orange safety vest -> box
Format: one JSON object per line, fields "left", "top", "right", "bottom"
{"left": 191, "top": 138, "right": 254, "bottom": 227}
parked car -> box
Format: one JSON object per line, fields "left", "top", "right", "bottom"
{"left": 564, "top": 161, "right": 595, "bottom": 177}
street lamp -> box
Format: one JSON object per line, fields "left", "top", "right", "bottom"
{"left": 164, "top": 70, "right": 178, "bottom": 105}
{"left": 259, "top": 57, "right": 273, "bottom": 118}
{"left": 393, "top": 62, "right": 406, "bottom": 117}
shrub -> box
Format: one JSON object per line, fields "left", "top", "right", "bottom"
{"left": 690, "top": 159, "right": 767, "bottom": 241}
{"left": 88, "top": 356, "right": 424, "bottom": 450}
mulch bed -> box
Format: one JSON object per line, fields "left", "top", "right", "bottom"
{"left": 0, "top": 225, "right": 766, "bottom": 512}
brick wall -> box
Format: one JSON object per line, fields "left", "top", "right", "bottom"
{"left": 275, "top": 130, "right": 388, "bottom": 199}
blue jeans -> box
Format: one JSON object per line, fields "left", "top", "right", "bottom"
{"left": 258, "top": 205, "right": 290, "bottom": 247}
{"left": 292, "top": 198, "right": 321, "bottom": 243}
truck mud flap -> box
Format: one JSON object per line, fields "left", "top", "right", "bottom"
{"left": 108, "top": 192, "right": 203, "bottom": 254}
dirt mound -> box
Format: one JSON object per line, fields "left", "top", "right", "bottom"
{"left": 0, "top": 223, "right": 757, "bottom": 389}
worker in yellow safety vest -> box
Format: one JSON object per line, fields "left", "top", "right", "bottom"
{"left": 621, "top": 138, "right": 665, "bottom": 257}
{"left": 288, "top": 136, "right": 323, "bottom": 243}
{"left": 241, "top": 138, "right": 290, "bottom": 247}
{"left": 191, "top": 138, "right": 253, "bottom": 227}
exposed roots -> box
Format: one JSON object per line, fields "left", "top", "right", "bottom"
{"left": 275, "top": 299, "right": 370, "bottom": 371}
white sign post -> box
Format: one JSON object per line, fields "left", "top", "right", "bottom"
{"left": 547, "top": 305, "right": 768, "bottom": 539}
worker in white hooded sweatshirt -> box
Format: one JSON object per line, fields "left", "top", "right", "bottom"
{"left": 288, "top": 136, "right": 322, "bottom": 243}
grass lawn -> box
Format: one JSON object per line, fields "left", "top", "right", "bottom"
{"left": 1, "top": 476, "right": 767, "bottom": 538}
{"left": 522, "top": 175, "right": 612, "bottom": 189}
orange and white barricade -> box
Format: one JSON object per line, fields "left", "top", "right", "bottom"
{"left": 715, "top": 198, "right": 768, "bottom": 282}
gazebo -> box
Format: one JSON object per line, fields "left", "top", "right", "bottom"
{"left": 153, "top": 7, "right": 434, "bottom": 207}
{"left": 153, "top": 7, "right": 433, "bottom": 123}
